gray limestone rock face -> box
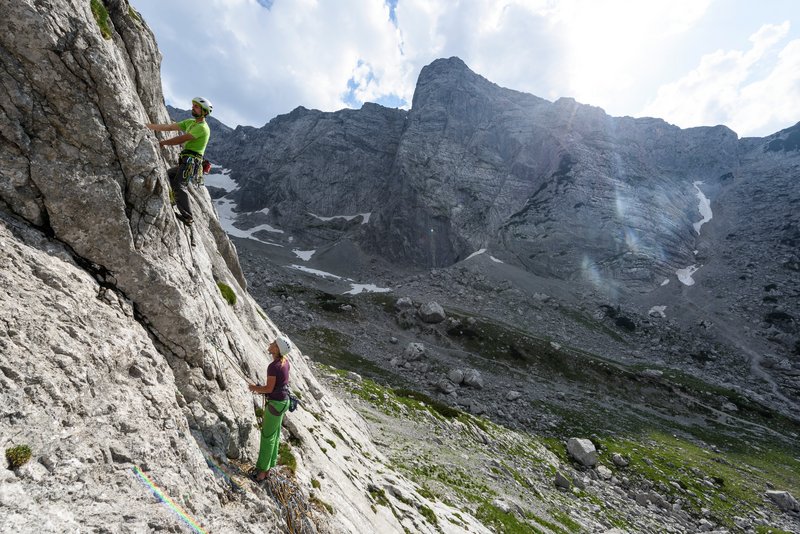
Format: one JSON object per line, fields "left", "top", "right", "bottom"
{"left": 447, "top": 368, "right": 465, "bottom": 385}
{"left": 418, "top": 301, "right": 446, "bottom": 323}
{"left": 0, "top": 213, "right": 271, "bottom": 533}
{"left": 208, "top": 57, "right": 749, "bottom": 289}
{"left": 612, "top": 453, "right": 630, "bottom": 467}
{"left": 462, "top": 368, "right": 484, "bottom": 389}
{"left": 435, "top": 378, "right": 457, "bottom": 394}
{"left": 567, "top": 437, "right": 598, "bottom": 467}
{"left": 596, "top": 464, "right": 613, "bottom": 480}
{"left": 404, "top": 342, "right": 426, "bottom": 360}
{"left": 0, "top": 3, "right": 486, "bottom": 533}
{"left": 395, "top": 297, "right": 414, "bottom": 310}
{"left": 554, "top": 470, "right": 572, "bottom": 489}
{"left": 766, "top": 490, "right": 800, "bottom": 512}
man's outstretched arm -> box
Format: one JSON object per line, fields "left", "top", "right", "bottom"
{"left": 158, "top": 133, "right": 195, "bottom": 147}
{"left": 145, "top": 122, "right": 182, "bottom": 132}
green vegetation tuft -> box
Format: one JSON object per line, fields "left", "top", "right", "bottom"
{"left": 462, "top": 413, "right": 490, "bottom": 433}
{"left": 393, "top": 388, "right": 460, "bottom": 418}
{"left": 6, "top": 445, "right": 32, "bottom": 469}
{"left": 311, "top": 478, "right": 321, "bottom": 489}
{"left": 755, "top": 526, "right": 794, "bottom": 534}
{"left": 417, "top": 485, "right": 437, "bottom": 502}
{"left": 90, "top": 0, "right": 112, "bottom": 39}
{"left": 277, "top": 442, "right": 296, "bottom": 474}
{"left": 528, "top": 512, "right": 569, "bottom": 534}
{"left": 315, "top": 292, "right": 355, "bottom": 313}
{"left": 419, "top": 504, "right": 438, "bottom": 526}
{"left": 217, "top": 282, "right": 237, "bottom": 305}
{"left": 309, "top": 492, "right": 334, "bottom": 514}
{"left": 596, "top": 431, "right": 800, "bottom": 530}
{"left": 330, "top": 425, "right": 347, "bottom": 444}
{"left": 270, "top": 284, "right": 356, "bottom": 315}
{"left": 550, "top": 508, "right": 582, "bottom": 532}
{"left": 558, "top": 306, "right": 627, "bottom": 342}
{"left": 475, "top": 502, "right": 538, "bottom": 534}
{"left": 368, "top": 486, "right": 390, "bottom": 507}
{"left": 128, "top": 6, "right": 142, "bottom": 24}
{"left": 444, "top": 309, "right": 598, "bottom": 381}
{"left": 364, "top": 291, "right": 398, "bottom": 313}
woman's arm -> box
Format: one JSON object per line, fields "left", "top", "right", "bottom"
{"left": 248, "top": 375, "right": 276, "bottom": 395}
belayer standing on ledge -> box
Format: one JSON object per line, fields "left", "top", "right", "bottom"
{"left": 248, "top": 336, "right": 293, "bottom": 482}
{"left": 145, "top": 97, "right": 212, "bottom": 226}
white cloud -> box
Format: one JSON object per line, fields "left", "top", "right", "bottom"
{"left": 554, "top": 0, "right": 712, "bottom": 105}
{"left": 134, "top": 0, "right": 799, "bottom": 137}
{"left": 136, "top": 0, "right": 405, "bottom": 126}
{"left": 642, "top": 22, "right": 800, "bottom": 136}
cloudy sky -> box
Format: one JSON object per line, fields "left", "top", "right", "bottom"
{"left": 133, "top": 0, "right": 799, "bottom": 137}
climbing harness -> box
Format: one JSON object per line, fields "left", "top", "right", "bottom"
{"left": 178, "top": 150, "right": 205, "bottom": 186}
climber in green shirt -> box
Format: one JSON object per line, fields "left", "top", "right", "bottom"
{"left": 146, "top": 97, "right": 212, "bottom": 225}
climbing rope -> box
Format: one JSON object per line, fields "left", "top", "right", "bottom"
{"left": 206, "top": 333, "right": 271, "bottom": 424}
{"left": 202, "top": 454, "right": 318, "bottom": 533}
{"left": 208, "top": 336, "right": 254, "bottom": 386}
{"left": 188, "top": 250, "right": 317, "bottom": 533}
{"left": 264, "top": 469, "right": 317, "bottom": 534}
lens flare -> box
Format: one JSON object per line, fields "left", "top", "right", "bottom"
{"left": 132, "top": 466, "right": 207, "bottom": 534}
{"left": 623, "top": 227, "right": 639, "bottom": 250}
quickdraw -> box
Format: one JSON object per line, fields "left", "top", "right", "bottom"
{"left": 178, "top": 152, "right": 204, "bottom": 185}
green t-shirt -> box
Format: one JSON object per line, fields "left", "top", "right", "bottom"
{"left": 178, "top": 118, "right": 210, "bottom": 155}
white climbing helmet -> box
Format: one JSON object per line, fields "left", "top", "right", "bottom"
{"left": 192, "top": 96, "right": 212, "bottom": 115}
{"left": 275, "top": 335, "right": 292, "bottom": 356}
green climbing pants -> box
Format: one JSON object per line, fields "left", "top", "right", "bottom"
{"left": 256, "top": 399, "right": 289, "bottom": 471}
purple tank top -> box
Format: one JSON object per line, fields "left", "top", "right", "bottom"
{"left": 267, "top": 359, "right": 290, "bottom": 400}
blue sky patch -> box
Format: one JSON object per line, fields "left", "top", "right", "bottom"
{"left": 343, "top": 77, "right": 362, "bottom": 108}
{"left": 385, "top": 0, "right": 398, "bottom": 25}
{"left": 375, "top": 94, "right": 407, "bottom": 108}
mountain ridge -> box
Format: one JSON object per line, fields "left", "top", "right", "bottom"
{"left": 1, "top": 2, "right": 798, "bottom": 532}
{"left": 198, "top": 55, "right": 798, "bottom": 418}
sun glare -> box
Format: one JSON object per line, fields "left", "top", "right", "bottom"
{"left": 557, "top": 0, "right": 712, "bottom": 107}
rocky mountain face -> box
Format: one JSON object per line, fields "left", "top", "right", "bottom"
{"left": 203, "top": 57, "right": 799, "bottom": 416}
{"left": 207, "top": 57, "right": 740, "bottom": 280}
{"left": 0, "top": 2, "right": 485, "bottom": 533}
